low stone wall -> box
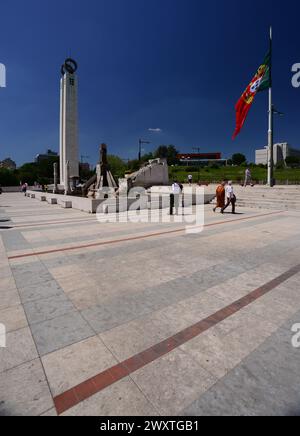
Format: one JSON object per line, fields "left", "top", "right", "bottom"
{"left": 26, "top": 191, "right": 104, "bottom": 214}
{"left": 2, "top": 186, "right": 34, "bottom": 193}
{"left": 26, "top": 190, "right": 215, "bottom": 214}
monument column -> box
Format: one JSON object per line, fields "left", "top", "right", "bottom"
{"left": 60, "top": 58, "right": 79, "bottom": 190}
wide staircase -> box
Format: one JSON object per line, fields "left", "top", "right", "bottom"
{"left": 234, "top": 185, "right": 300, "bottom": 211}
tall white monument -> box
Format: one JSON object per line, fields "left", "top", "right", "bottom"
{"left": 60, "top": 58, "right": 79, "bottom": 192}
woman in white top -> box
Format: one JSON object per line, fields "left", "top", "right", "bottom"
{"left": 221, "top": 181, "right": 236, "bottom": 214}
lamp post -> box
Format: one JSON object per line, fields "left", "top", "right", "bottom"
{"left": 193, "top": 147, "right": 201, "bottom": 182}
{"left": 267, "top": 104, "right": 284, "bottom": 185}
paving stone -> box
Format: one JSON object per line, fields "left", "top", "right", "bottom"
{"left": 182, "top": 382, "right": 249, "bottom": 416}
{"left": 62, "top": 378, "right": 158, "bottom": 416}
{"left": 13, "top": 270, "right": 54, "bottom": 289}
{"left": 42, "top": 336, "right": 117, "bottom": 396}
{"left": 24, "top": 294, "right": 75, "bottom": 325}
{"left": 132, "top": 348, "right": 217, "bottom": 416}
{"left": 0, "top": 305, "right": 28, "bottom": 333}
{"left": 30, "top": 311, "right": 94, "bottom": 356}
{"left": 0, "top": 275, "right": 17, "bottom": 291}
{"left": 0, "top": 327, "right": 38, "bottom": 373}
{"left": 81, "top": 305, "right": 126, "bottom": 334}
{"left": 0, "top": 288, "right": 21, "bottom": 310}
{"left": 40, "top": 408, "right": 58, "bottom": 416}
{"left": 0, "top": 359, "right": 54, "bottom": 416}
{"left": 1, "top": 231, "right": 31, "bottom": 252}
{"left": 183, "top": 318, "right": 300, "bottom": 416}
{"left": 18, "top": 280, "right": 64, "bottom": 304}
{"left": 100, "top": 312, "right": 175, "bottom": 361}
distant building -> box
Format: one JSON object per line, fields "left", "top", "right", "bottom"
{"left": 177, "top": 152, "right": 226, "bottom": 166}
{"left": 35, "top": 149, "right": 58, "bottom": 163}
{"left": 255, "top": 143, "right": 300, "bottom": 165}
{"left": 0, "top": 158, "right": 17, "bottom": 170}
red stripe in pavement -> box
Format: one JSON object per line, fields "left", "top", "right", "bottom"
{"left": 8, "top": 211, "right": 285, "bottom": 260}
{"left": 53, "top": 262, "right": 300, "bottom": 415}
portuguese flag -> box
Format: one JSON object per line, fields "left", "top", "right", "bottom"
{"left": 233, "top": 51, "right": 271, "bottom": 139}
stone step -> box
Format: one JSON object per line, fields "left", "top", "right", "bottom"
{"left": 237, "top": 202, "right": 300, "bottom": 211}
{"left": 234, "top": 191, "right": 300, "bottom": 197}
{"left": 237, "top": 197, "right": 300, "bottom": 205}
{"left": 231, "top": 192, "right": 300, "bottom": 199}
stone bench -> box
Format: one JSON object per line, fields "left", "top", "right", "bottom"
{"left": 40, "top": 196, "right": 47, "bottom": 202}
{"left": 61, "top": 200, "right": 72, "bottom": 209}
{"left": 47, "top": 198, "right": 58, "bottom": 205}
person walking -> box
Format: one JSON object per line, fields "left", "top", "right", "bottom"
{"left": 221, "top": 181, "right": 236, "bottom": 214}
{"left": 170, "top": 180, "right": 182, "bottom": 215}
{"left": 244, "top": 168, "right": 252, "bottom": 187}
{"left": 21, "top": 183, "right": 27, "bottom": 196}
{"left": 188, "top": 174, "right": 193, "bottom": 186}
{"left": 213, "top": 181, "right": 226, "bottom": 213}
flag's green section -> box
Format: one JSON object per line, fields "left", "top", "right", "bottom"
{"left": 258, "top": 50, "right": 272, "bottom": 92}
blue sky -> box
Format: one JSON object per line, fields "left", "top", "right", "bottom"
{"left": 1, "top": 0, "right": 300, "bottom": 166}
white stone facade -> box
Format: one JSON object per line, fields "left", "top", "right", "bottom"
{"left": 255, "top": 143, "right": 300, "bottom": 165}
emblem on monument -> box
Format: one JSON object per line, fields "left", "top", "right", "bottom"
{"left": 61, "top": 58, "right": 78, "bottom": 76}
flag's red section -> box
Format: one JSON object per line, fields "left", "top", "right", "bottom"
{"left": 232, "top": 94, "right": 254, "bottom": 139}
{"left": 233, "top": 60, "right": 269, "bottom": 139}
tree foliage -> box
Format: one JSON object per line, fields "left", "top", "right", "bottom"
{"left": 0, "top": 169, "right": 19, "bottom": 186}
{"left": 285, "top": 156, "right": 300, "bottom": 168}
{"left": 107, "top": 155, "right": 127, "bottom": 179}
{"left": 154, "top": 145, "right": 179, "bottom": 165}
{"left": 232, "top": 153, "right": 247, "bottom": 166}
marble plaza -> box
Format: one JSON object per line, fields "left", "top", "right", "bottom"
{"left": 1, "top": 192, "right": 300, "bottom": 416}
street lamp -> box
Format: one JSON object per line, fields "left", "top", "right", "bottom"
{"left": 193, "top": 147, "right": 201, "bottom": 182}
{"left": 268, "top": 104, "right": 284, "bottom": 186}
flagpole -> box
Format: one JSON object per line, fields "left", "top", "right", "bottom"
{"left": 267, "top": 26, "right": 274, "bottom": 187}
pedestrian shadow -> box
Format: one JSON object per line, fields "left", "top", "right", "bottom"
{"left": 222, "top": 212, "right": 245, "bottom": 215}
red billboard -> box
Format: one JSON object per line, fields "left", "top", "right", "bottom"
{"left": 178, "top": 153, "right": 222, "bottom": 160}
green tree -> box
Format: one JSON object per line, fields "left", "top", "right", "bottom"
{"left": 154, "top": 145, "right": 168, "bottom": 159}
{"left": 154, "top": 145, "right": 179, "bottom": 165}
{"left": 127, "top": 160, "right": 139, "bottom": 172}
{"left": 232, "top": 153, "right": 247, "bottom": 166}
{"left": 37, "top": 157, "right": 59, "bottom": 180}
{"left": 17, "top": 163, "right": 38, "bottom": 185}
{"left": 16, "top": 157, "right": 60, "bottom": 185}
{"left": 285, "top": 156, "right": 300, "bottom": 168}
{"left": 141, "top": 152, "right": 154, "bottom": 162}
{"left": 0, "top": 169, "right": 19, "bottom": 186}
{"left": 107, "top": 155, "right": 127, "bottom": 179}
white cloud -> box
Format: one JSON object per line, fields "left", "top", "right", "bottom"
{"left": 148, "top": 128, "right": 162, "bottom": 133}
